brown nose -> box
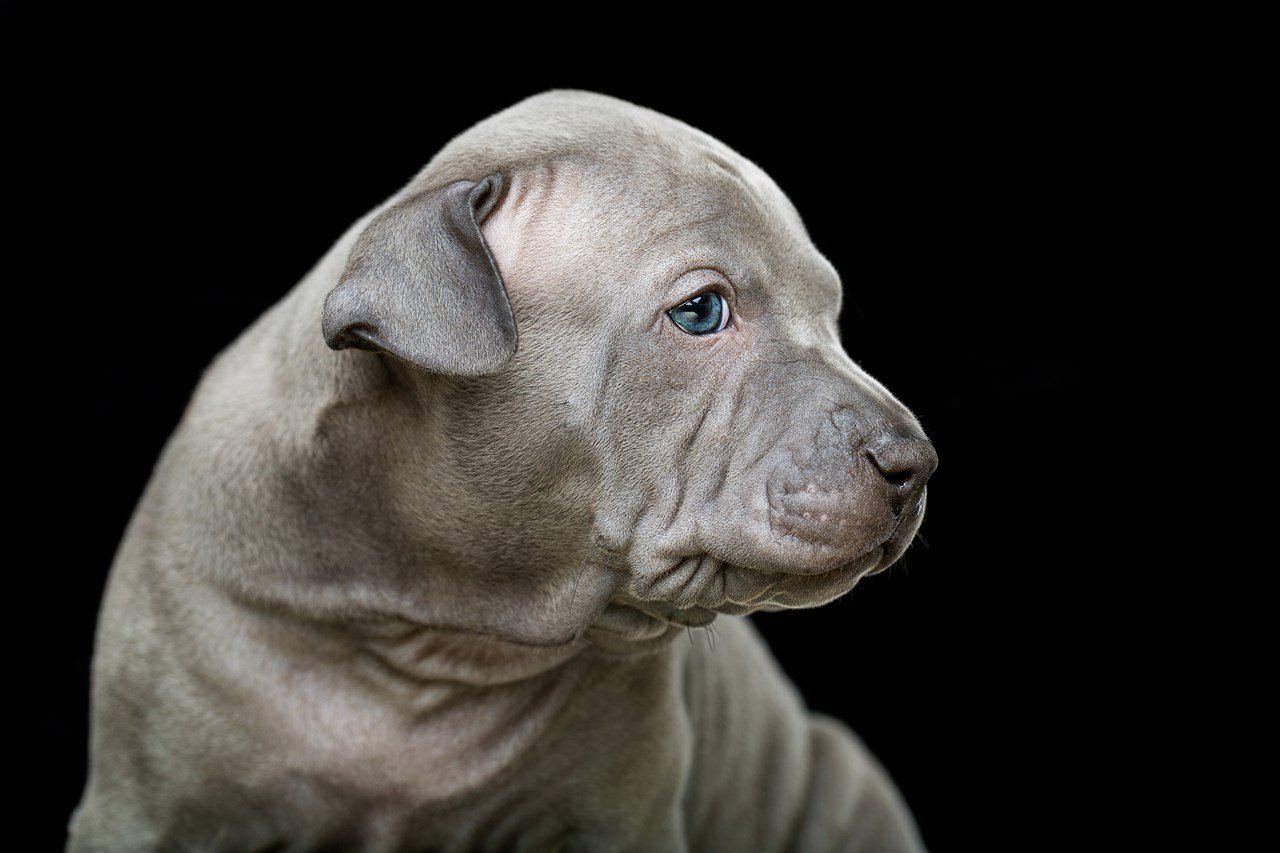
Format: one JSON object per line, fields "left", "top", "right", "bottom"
{"left": 866, "top": 435, "right": 938, "bottom": 513}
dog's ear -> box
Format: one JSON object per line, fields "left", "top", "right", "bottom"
{"left": 322, "top": 175, "right": 516, "bottom": 375}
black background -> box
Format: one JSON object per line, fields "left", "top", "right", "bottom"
{"left": 10, "top": 10, "right": 1127, "bottom": 851}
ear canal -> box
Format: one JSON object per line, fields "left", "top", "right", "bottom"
{"left": 322, "top": 174, "right": 517, "bottom": 375}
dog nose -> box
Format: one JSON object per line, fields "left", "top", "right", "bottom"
{"left": 865, "top": 435, "right": 938, "bottom": 512}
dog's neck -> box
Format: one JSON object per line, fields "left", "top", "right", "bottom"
{"left": 135, "top": 574, "right": 602, "bottom": 806}
{"left": 246, "top": 598, "right": 597, "bottom": 688}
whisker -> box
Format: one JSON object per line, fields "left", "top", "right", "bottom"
{"left": 568, "top": 558, "right": 591, "bottom": 614}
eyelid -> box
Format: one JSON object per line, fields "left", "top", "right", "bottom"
{"left": 670, "top": 283, "right": 735, "bottom": 315}
{"left": 669, "top": 268, "right": 735, "bottom": 304}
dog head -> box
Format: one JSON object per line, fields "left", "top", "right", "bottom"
{"left": 321, "top": 91, "right": 935, "bottom": 647}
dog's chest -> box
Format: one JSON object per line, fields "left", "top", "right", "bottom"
{"left": 216, "top": 643, "right": 695, "bottom": 851}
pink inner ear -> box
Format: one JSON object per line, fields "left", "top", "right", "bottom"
{"left": 480, "top": 203, "right": 520, "bottom": 284}
{"left": 474, "top": 162, "right": 593, "bottom": 299}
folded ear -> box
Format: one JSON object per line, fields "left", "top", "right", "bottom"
{"left": 322, "top": 175, "right": 517, "bottom": 375}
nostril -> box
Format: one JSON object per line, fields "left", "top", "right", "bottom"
{"left": 880, "top": 467, "right": 914, "bottom": 487}
{"left": 865, "top": 436, "right": 939, "bottom": 492}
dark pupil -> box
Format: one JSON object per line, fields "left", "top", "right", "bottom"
{"left": 670, "top": 293, "right": 720, "bottom": 334}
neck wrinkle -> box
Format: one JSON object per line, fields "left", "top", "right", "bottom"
{"left": 354, "top": 619, "right": 594, "bottom": 691}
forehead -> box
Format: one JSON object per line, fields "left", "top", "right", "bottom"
{"left": 491, "top": 147, "right": 843, "bottom": 321}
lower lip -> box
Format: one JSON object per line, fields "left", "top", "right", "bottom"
{"left": 594, "top": 604, "right": 674, "bottom": 640}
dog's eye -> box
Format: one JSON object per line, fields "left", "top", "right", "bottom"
{"left": 668, "top": 292, "right": 730, "bottom": 335}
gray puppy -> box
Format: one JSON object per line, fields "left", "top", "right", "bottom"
{"left": 70, "top": 91, "right": 937, "bottom": 852}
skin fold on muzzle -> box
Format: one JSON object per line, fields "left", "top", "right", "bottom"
{"left": 69, "top": 90, "right": 937, "bottom": 853}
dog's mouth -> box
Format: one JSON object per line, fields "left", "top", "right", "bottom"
{"left": 591, "top": 553, "right": 874, "bottom": 642}
{"left": 584, "top": 496, "right": 927, "bottom": 648}
{"left": 585, "top": 590, "right": 768, "bottom": 649}
{"left": 581, "top": 599, "right": 716, "bottom": 651}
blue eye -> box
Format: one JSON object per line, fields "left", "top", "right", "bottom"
{"left": 668, "top": 292, "right": 730, "bottom": 335}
